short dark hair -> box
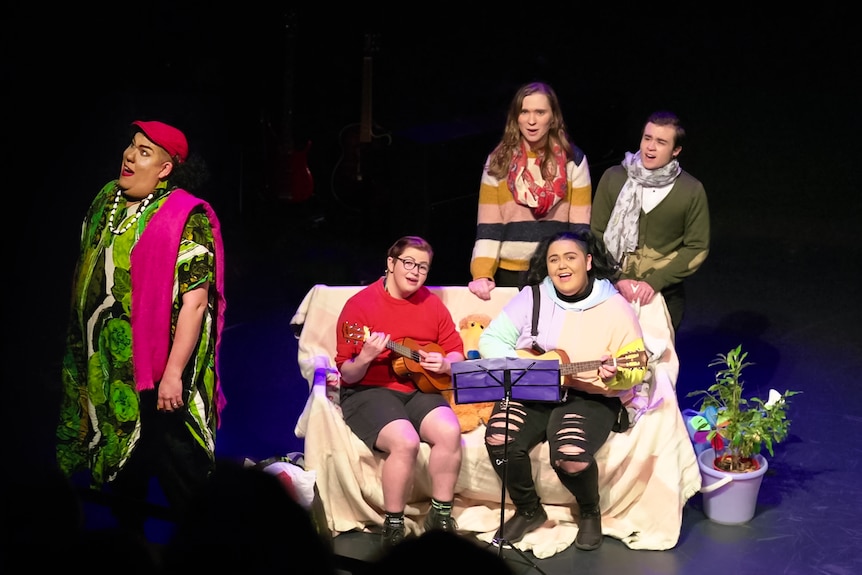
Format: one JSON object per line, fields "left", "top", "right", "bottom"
{"left": 646, "top": 110, "right": 686, "bottom": 148}
{"left": 387, "top": 236, "right": 434, "bottom": 261}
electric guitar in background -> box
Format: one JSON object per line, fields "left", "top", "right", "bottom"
{"left": 341, "top": 322, "right": 450, "bottom": 394}
{"left": 270, "top": 10, "right": 314, "bottom": 204}
{"left": 332, "top": 32, "right": 392, "bottom": 211}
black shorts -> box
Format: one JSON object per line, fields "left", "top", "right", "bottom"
{"left": 340, "top": 386, "right": 450, "bottom": 452}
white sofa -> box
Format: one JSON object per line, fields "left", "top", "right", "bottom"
{"left": 290, "top": 284, "right": 701, "bottom": 559}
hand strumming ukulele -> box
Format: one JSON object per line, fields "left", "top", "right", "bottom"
{"left": 341, "top": 322, "right": 450, "bottom": 394}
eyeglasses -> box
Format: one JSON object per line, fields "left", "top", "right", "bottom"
{"left": 396, "top": 257, "right": 430, "bottom": 275}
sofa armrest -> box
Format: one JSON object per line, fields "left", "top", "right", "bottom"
{"left": 294, "top": 360, "right": 340, "bottom": 439}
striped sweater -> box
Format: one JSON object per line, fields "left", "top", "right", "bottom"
{"left": 470, "top": 149, "right": 592, "bottom": 281}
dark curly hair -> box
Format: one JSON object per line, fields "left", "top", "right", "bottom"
{"left": 128, "top": 124, "right": 211, "bottom": 196}
{"left": 525, "top": 228, "right": 620, "bottom": 285}
{"left": 167, "top": 152, "right": 211, "bottom": 195}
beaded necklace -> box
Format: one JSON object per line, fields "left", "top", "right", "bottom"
{"left": 107, "top": 187, "right": 155, "bottom": 235}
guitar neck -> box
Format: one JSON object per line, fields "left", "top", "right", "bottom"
{"left": 281, "top": 10, "right": 298, "bottom": 150}
{"left": 560, "top": 360, "right": 604, "bottom": 376}
{"left": 387, "top": 340, "right": 418, "bottom": 362}
{"left": 359, "top": 55, "right": 373, "bottom": 143}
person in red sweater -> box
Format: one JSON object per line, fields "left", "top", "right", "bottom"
{"left": 335, "top": 236, "right": 465, "bottom": 549}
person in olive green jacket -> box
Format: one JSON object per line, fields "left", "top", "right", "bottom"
{"left": 591, "top": 110, "right": 710, "bottom": 334}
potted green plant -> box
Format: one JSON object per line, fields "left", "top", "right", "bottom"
{"left": 685, "top": 344, "right": 799, "bottom": 524}
{"left": 687, "top": 344, "right": 799, "bottom": 471}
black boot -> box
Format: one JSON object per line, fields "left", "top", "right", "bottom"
{"left": 424, "top": 504, "right": 458, "bottom": 533}
{"left": 555, "top": 460, "right": 603, "bottom": 550}
{"left": 575, "top": 503, "right": 603, "bottom": 551}
{"left": 494, "top": 505, "right": 548, "bottom": 544}
{"left": 381, "top": 514, "right": 406, "bottom": 549}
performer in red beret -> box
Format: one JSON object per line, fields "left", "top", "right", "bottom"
{"left": 56, "top": 120, "right": 227, "bottom": 535}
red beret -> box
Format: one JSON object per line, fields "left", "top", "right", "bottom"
{"left": 132, "top": 120, "right": 189, "bottom": 163}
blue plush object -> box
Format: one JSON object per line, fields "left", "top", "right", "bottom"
{"left": 681, "top": 408, "right": 710, "bottom": 456}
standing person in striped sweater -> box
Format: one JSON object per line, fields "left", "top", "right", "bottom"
{"left": 468, "top": 82, "right": 592, "bottom": 301}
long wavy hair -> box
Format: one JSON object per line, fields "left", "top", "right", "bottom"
{"left": 487, "top": 82, "right": 575, "bottom": 179}
{"left": 525, "top": 228, "right": 620, "bottom": 286}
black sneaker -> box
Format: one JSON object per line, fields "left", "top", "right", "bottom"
{"left": 424, "top": 507, "right": 458, "bottom": 533}
{"left": 493, "top": 505, "right": 548, "bottom": 544}
{"left": 381, "top": 518, "right": 406, "bottom": 549}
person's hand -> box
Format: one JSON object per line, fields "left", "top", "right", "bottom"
{"left": 158, "top": 374, "right": 184, "bottom": 412}
{"left": 419, "top": 349, "right": 449, "bottom": 374}
{"left": 630, "top": 281, "right": 656, "bottom": 305}
{"left": 597, "top": 355, "right": 618, "bottom": 381}
{"left": 469, "top": 278, "right": 495, "bottom": 301}
{"left": 615, "top": 279, "right": 639, "bottom": 302}
{"left": 360, "top": 331, "right": 390, "bottom": 360}
{"left": 341, "top": 330, "right": 390, "bottom": 385}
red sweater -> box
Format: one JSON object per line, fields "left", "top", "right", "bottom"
{"left": 335, "top": 278, "right": 463, "bottom": 393}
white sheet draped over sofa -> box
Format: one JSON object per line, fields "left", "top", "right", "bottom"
{"left": 290, "top": 284, "right": 701, "bottom": 558}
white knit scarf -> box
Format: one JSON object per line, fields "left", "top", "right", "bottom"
{"left": 603, "top": 151, "right": 681, "bottom": 264}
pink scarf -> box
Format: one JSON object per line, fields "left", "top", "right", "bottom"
{"left": 130, "top": 189, "right": 228, "bottom": 420}
{"left": 507, "top": 142, "right": 568, "bottom": 216}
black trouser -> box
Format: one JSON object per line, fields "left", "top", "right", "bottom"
{"left": 662, "top": 282, "right": 686, "bottom": 334}
{"left": 484, "top": 392, "right": 620, "bottom": 513}
{"left": 494, "top": 268, "right": 527, "bottom": 289}
{"left": 108, "top": 390, "right": 214, "bottom": 531}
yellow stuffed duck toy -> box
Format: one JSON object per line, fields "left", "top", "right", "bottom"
{"left": 444, "top": 313, "right": 495, "bottom": 433}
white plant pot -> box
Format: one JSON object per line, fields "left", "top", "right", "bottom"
{"left": 697, "top": 447, "right": 768, "bottom": 525}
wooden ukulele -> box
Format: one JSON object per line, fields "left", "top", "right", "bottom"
{"left": 341, "top": 322, "right": 450, "bottom": 394}
{"left": 516, "top": 348, "right": 648, "bottom": 388}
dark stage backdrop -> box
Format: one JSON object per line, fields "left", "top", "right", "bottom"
{"left": 7, "top": 5, "right": 858, "bottom": 470}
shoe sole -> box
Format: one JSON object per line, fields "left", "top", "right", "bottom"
{"left": 574, "top": 539, "right": 603, "bottom": 551}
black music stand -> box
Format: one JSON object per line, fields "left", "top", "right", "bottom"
{"left": 451, "top": 357, "right": 561, "bottom": 575}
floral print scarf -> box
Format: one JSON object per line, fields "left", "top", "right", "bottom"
{"left": 507, "top": 142, "right": 568, "bottom": 216}
{"left": 603, "top": 151, "right": 681, "bottom": 264}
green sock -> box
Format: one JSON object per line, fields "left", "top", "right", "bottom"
{"left": 431, "top": 498, "right": 453, "bottom": 517}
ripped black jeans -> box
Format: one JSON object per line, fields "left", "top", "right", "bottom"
{"left": 484, "top": 391, "right": 621, "bottom": 514}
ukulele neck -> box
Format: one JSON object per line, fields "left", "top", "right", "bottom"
{"left": 560, "top": 359, "right": 604, "bottom": 376}
{"left": 388, "top": 340, "right": 418, "bottom": 361}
